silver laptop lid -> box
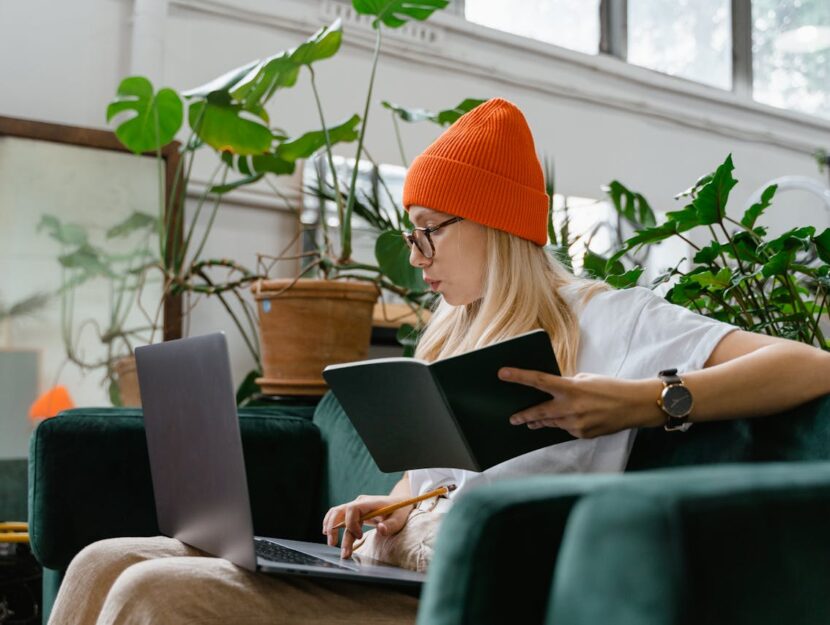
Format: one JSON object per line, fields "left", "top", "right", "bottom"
{"left": 135, "top": 333, "right": 257, "bottom": 571}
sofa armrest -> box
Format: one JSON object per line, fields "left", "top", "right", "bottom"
{"left": 28, "top": 407, "right": 322, "bottom": 571}
{"left": 417, "top": 473, "right": 623, "bottom": 625}
{"left": 548, "top": 462, "right": 830, "bottom": 625}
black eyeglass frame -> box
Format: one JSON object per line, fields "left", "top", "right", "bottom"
{"left": 402, "top": 216, "right": 464, "bottom": 259}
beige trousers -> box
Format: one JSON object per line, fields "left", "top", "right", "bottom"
{"left": 47, "top": 536, "right": 419, "bottom": 625}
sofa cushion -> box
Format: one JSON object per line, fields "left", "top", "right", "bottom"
{"left": 548, "top": 462, "right": 830, "bottom": 625}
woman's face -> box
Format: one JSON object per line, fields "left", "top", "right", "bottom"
{"left": 407, "top": 205, "right": 487, "bottom": 306}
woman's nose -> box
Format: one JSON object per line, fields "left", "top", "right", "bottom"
{"left": 409, "top": 243, "right": 431, "bottom": 268}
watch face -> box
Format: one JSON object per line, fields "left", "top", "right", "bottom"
{"left": 662, "top": 385, "right": 693, "bottom": 418}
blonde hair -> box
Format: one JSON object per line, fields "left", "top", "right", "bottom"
{"left": 414, "top": 227, "right": 608, "bottom": 376}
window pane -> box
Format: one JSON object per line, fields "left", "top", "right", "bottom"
{"left": 753, "top": 0, "right": 830, "bottom": 120}
{"left": 465, "top": 0, "right": 600, "bottom": 55}
{"left": 628, "top": 0, "right": 732, "bottom": 89}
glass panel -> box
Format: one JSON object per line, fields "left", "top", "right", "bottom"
{"left": 753, "top": 0, "right": 830, "bottom": 120}
{"left": 465, "top": 0, "right": 600, "bottom": 55}
{"left": 628, "top": 0, "right": 732, "bottom": 89}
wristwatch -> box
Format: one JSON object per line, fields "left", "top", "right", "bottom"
{"left": 657, "top": 368, "right": 693, "bottom": 432}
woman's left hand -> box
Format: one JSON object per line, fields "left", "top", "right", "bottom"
{"left": 498, "top": 368, "right": 665, "bottom": 438}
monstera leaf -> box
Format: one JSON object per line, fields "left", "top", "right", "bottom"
{"left": 276, "top": 115, "right": 361, "bottom": 161}
{"left": 290, "top": 19, "right": 343, "bottom": 65}
{"left": 382, "top": 98, "right": 485, "bottom": 126}
{"left": 181, "top": 60, "right": 260, "bottom": 100}
{"left": 353, "top": 0, "right": 449, "bottom": 28}
{"left": 230, "top": 20, "right": 341, "bottom": 111}
{"left": 231, "top": 53, "right": 301, "bottom": 112}
{"left": 188, "top": 96, "right": 272, "bottom": 155}
{"left": 106, "top": 77, "right": 183, "bottom": 154}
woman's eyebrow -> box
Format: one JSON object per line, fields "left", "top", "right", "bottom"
{"left": 411, "top": 210, "right": 442, "bottom": 226}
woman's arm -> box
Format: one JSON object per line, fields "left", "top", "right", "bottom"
{"left": 640, "top": 331, "right": 830, "bottom": 425}
{"left": 500, "top": 331, "right": 830, "bottom": 438}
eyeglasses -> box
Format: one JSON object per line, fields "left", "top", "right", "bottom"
{"left": 402, "top": 217, "right": 464, "bottom": 260}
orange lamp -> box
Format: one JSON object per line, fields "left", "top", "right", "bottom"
{"left": 29, "top": 385, "right": 75, "bottom": 421}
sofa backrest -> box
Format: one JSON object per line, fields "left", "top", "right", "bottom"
{"left": 312, "top": 393, "right": 403, "bottom": 518}
{"left": 627, "top": 394, "right": 830, "bottom": 471}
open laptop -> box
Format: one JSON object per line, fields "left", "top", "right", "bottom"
{"left": 134, "top": 332, "right": 425, "bottom": 588}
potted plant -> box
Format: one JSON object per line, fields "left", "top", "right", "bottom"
{"left": 210, "top": 0, "right": 459, "bottom": 396}
{"left": 583, "top": 154, "right": 830, "bottom": 349}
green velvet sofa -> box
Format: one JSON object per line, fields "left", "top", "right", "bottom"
{"left": 27, "top": 393, "right": 830, "bottom": 624}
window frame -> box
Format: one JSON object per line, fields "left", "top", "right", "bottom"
{"left": 456, "top": 0, "right": 823, "bottom": 121}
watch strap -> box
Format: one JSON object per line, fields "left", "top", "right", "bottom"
{"left": 658, "top": 368, "right": 682, "bottom": 385}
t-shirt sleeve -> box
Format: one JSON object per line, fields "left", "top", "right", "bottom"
{"left": 615, "top": 287, "right": 739, "bottom": 379}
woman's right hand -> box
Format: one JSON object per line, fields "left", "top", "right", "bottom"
{"left": 322, "top": 494, "right": 414, "bottom": 559}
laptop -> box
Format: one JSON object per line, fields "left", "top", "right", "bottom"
{"left": 134, "top": 332, "right": 426, "bottom": 588}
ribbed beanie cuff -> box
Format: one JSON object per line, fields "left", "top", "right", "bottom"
{"left": 403, "top": 98, "right": 549, "bottom": 246}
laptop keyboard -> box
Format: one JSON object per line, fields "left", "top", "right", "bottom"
{"left": 254, "top": 539, "right": 347, "bottom": 569}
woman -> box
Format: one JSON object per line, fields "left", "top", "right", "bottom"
{"left": 49, "top": 98, "right": 830, "bottom": 624}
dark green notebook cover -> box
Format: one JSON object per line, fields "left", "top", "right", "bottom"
{"left": 322, "top": 330, "right": 573, "bottom": 472}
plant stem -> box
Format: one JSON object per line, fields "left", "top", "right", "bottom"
{"left": 782, "top": 274, "right": 822, "bottom": 344}
{"left": 341, "top": 26, "right": 383, "bottom": 264}
{"left": 195, "top": 269, "right": 260, "bottom": 366}
{"left": 308, "top": 65, "right": 341, "bottom": 259}
{"left": 171, "top": 126, "right": 205, "bottom": 273}
{"left": 179, "top": 161, "right": 224, "bottom": 275}
{"left": 154, "top": 106, "right": 166, "bottom": 263}
{"left": 674, "top": 232, "right": 701, "bottom": 252}
{"left": 360, "top": 146, "right": 401, "bottom": 230}
{"left": 391, "top": 113, "right": 407, "bottom": 167}
{"left": 715, "top": 222, "right": 774, "bottom": 334}
{"left": 188, "top": 166, "right": 229, "bottom": 267}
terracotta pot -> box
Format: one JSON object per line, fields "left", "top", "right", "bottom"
{"left": 114, "top": 355, "right": 142, "bottom": 407}
{"left": 252, "top": 279, "right": 379, "bottom": 396}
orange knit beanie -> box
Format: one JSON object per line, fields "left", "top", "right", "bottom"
{"left": 402, "top": 98, "right": 549, "bottom": 246}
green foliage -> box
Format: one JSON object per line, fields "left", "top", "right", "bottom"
{"left": 100, "top": 1, "right": 453, "bottom": 374}
{"left": 106, "top": 77, "right": 183, "bottom": 154}
{"left": 353, "top": 0, "right": 449, "bottom": 29}
{"left": 598, "top": 154, "right": 830, "bottom": 349}
{"left": 382, "top": 98, "right": 486, "bottom": 126}
{"left": 375, "top": 231, "right": 427, "bottom": 292}
{"left": 235, "top": 369, "right": 262, "bottom": 407}
{"left": 602, "top": 180, "right": 656, "bottom": 227}
{"left": 276, "top": 115, "right": 361, "bottom": 162}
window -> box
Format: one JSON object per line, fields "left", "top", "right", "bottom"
{"left": 464, "top": 0, "right": 601, "bottom": 55}
{"left": 627, "top": 0, "right": 732, "bottom": 90}
{"left": 752, "top": 0, "right": 830, "bottom": 120}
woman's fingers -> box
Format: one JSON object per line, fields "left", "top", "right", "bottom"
{"left": 376, "top": 505, "right": 411, "bottom": 536}
{"left": 509, "top": 398, "right": 563, "bottom": 426}
{"left": 498, "top": 367, "right": 570, "bottom": 394}
{"left": 324, "top": 507, "right": 344, "bottom": 547}
{"left": 344, "top": 506, "right": 364, "bottom": 541}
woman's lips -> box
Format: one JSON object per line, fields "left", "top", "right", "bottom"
{"left": 425, "top": 278, "right": 441, "bottom": 291}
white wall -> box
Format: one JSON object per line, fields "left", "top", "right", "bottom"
{"left": 3, "top": 0, "right": 830, "bottom": 405}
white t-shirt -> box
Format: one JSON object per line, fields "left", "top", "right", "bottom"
{"left": 408, "top": 285, "right": 738, "bottom": 510}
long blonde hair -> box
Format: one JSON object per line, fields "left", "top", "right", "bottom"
{"left": 414, "top": 227, "right": 608, "bottom": 376}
